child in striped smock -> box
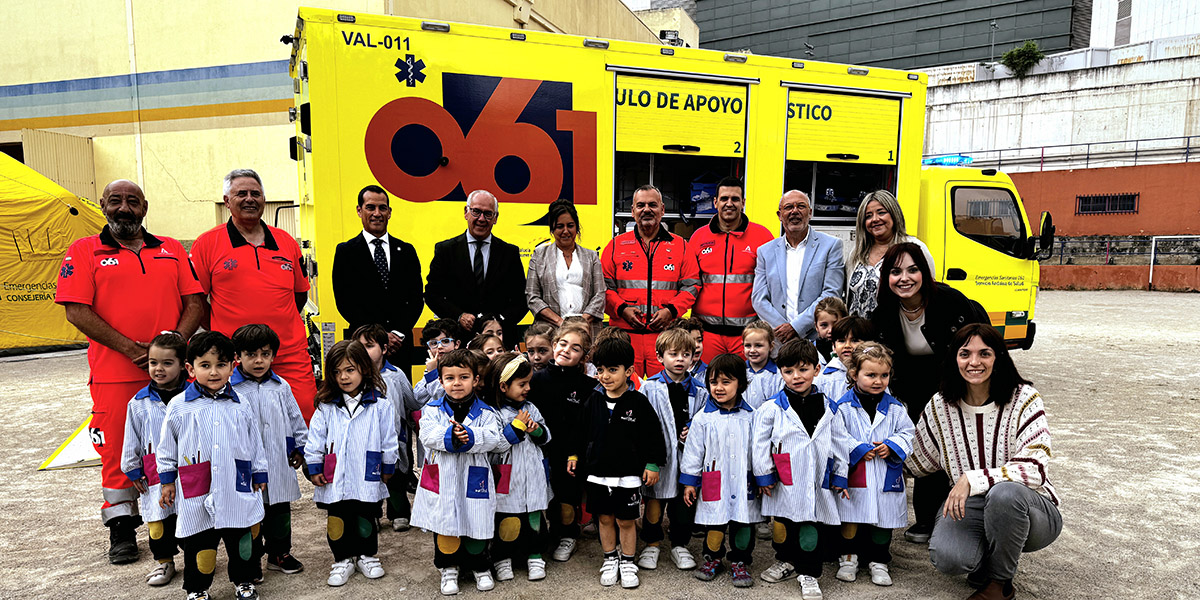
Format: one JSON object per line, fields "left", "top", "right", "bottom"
{"left": 814, "top": 316, "right": 876, "bottom": 404}
{"left": 122, "top": 332, "right": 189, "bottom": 588}
{"left": 304, "top": 340, "right": 399, "bottom": 588}
{"left": 830, "top": 342, "right": 914, "bottom": 588}
{"left": 230, "top": 324, "right": 308, "bottom": 579}
{"left": 354, "top": 324, "right": 424, "bottom": 532}
{"left": 484, "top": 353, "right": 553, "bottom": 583}
{"left": 743, "top": 320, "right": 782, "bottom": 408}
{"left": 156, "top": 331, "right": 268, "bottom": 600}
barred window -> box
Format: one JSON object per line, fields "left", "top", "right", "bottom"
{"left": 1076, "top": 193, "right": 1139, "bottom": 215}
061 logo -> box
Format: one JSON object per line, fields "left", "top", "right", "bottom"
{"left": 99, "top": 257, "right": 119, "bottom": 267}
{"left": 365, "top": 73, "right": 596, "bottom": 205}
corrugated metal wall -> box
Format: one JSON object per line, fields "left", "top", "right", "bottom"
{"left": 20, "top": 128, "right": 95, "bottom": 201}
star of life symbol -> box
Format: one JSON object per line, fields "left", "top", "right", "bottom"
{"left": 395, "top": 54, "right": 426, "bottom": 87}
{"left": 622, "top": 260, "right": 634, "bottom": 272}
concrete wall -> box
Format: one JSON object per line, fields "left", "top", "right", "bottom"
{"left": 1041, "top": 265, "right": 1200, "bottom": 291}
{"left": 0, "top": 0, "right": 658, "bottom": 242}
{"left": 1091, "top": 0, "right": 1200, "bottom": 47}
{"left": 635, "top": 7, "right": 700, "bottom": 48}
{"left": 1011, "top": 162, "right": 1200, "bottom": 236}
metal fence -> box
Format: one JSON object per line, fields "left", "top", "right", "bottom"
{"left": 927, "top": 135, "right": 1200, "bottom": 173}
{"left": 1046, "top": 236, "right": 1200, "bottom": 266}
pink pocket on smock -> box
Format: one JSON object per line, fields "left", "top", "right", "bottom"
{"left": 419, "top": 463, "right": 440, "bottom": 493}
{"left": 494, "top": 464, "right": 512, "bottom": 494}
{"left": 142, "top": 453, "right": 160, "bottom": 486}
{"left": 848, "top": 460, "right": 867, "bottom": 488}
{"left": 771, "top": 453, "right": 793, "bottom": 486}
{"left": 700, "top": 470, "right": 722, "bottom": 502}
{"left": 179, "top": 461, "right": 212, "bottom": 499}
{"left": 323, "top": 453, "right": 337, "bottom": 483}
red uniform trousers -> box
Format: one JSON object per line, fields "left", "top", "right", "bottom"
{"left": 630, "top": 332, "right": 664, "bottom": 378}
{"left": 271, "top": 347, "right": 317, "bottom": 423}
{"left": 90, "top": 379, "right": 148, "bottom": 524}
{"left": 701, "top": 332, "right": 746, "bottom": 364}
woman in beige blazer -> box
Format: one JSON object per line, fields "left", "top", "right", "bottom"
{"left": 525, "top": 199, "right": 606, "bottom": 328}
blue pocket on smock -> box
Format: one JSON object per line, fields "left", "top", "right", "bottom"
{"left": 285, "top": 436, "right": 296, "bottom": 455}
{"left": 820, "top": 457, "right": 835, "bottom": 489}
{"left": 234, "top": 459, "right": 252, "bottom": 493}
{"left": 882, "top": 461, "right": 904, "bottom": 492}
{"left": 466, "top": 465, "right": 490, "bottom": 499}
{"left": 542, "top": 458, "right": 551, "bottom": 483}
{"left": 365, "top": 451, "right": 383, "bottom": 482}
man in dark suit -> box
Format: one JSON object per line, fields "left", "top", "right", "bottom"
{"left": 332, "top": 185, "right": 423, "bottom": 362}
{"left": 426, "top": 189, "right": 527, "bottom": 348}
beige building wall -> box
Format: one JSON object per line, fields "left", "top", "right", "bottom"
{"left": 1, "top": 0, "right": 659, "bottom": 241}
{"left": 633, "top": 7, "right": 699, "bottom": 48}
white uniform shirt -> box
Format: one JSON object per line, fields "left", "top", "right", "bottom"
{"left": 304, "top": 389, "right": 398, "bottom": 505}
{"left": 784, "top": 229, "right": 811, "bottom": 321}
{"left": 830, "top": 389, "right": 915, "bottom": 529}
{"left": 231, "top": 369, "right": 308, "bottom": 505}
{"left": 679, "top": 398, "right": 762, "bottom": 526}
{"left": 121, "top": 385, "right": 178, "bottom": 523}
{"left": 156, "top": 383, "right": 268, "bottom": 538}
{"left": 492, "top": 401, "right": 553, "bottom": 514}
{"left": 411, "top": 397, "right": 505, "bottom": 539}
{"left": 751, "top": 391, "right": 849, "bottom": 525}
{"left": 745, "top": 361, "right": 784, "bottom": 409}
{"left": 555, "top": 247, "right": 586, "bottom": 317}
{"left": 413, "top": 369, "right": 447, "bottom": 469}
{"left": 641, "top": 372, "right": 709, "bottom": 499}
{"left": 814, "top": 358, "right": 850, "bottom": 406}
{"left": 362, "top": 231, "right": 391, "bottom": 269}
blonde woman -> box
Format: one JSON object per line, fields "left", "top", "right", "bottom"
{"left": 845, "top": 190, "right": 935, "bottom": 317}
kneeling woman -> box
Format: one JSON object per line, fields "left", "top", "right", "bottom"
{"left": 906, "top": 324, "right": 1062, "bottom": 600}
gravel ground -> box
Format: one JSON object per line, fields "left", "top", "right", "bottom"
{"left": 1, "top": 290, "right": 1197, "bottom": 600}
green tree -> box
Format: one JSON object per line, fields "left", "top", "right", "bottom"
{"left": 1001, "top": 40, "right": 1046, "bottom": 78}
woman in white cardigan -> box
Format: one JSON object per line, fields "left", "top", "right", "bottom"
{"left": 525, "top": 199, "right": 605, "bottom": 329}
{"left": 906, "top": 323, "right": 1061, "bottom": 600}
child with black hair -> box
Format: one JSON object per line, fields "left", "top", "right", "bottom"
{"left": 305, "top": 340, "right": 398, "bottom": 587}
{"left": 751, "top": 339, "right": 850, "bottom": 599}
{"left": 815, "top": 316, "right": 876, "bottom": 403}
{"left": 567, "top": 338, "right": 665, "bottom": 589}
{"left": 122, "top": 331, "right": 189, "bottom": 588}
{"left": 529, "top": 322, "right": 595, "bottom": 563}
{"left": 637, "top": 327, "right": 708, "bottom": 571}
{"left": 483, "top": 353, "right": 553, "bottom": 583}
{"left": 468, "top": 333, "right": 506, "bottom": 360}
{"left": 674, "top": 317, "right": 708, "bottom": 382}
{"left": 680, "top": 354, "right": 761, "bottom": 589}
{"left": 522, "top": 322, "right": 556, "bottom": 372}
{"left": 354, "top": 323, "right": 423, "bottom": 532}
{"left": 411, "top": 349, "right": 506, "bottom": 596}
{"left": 813, "top": 297, "right": 849, "bottom": 366}
{"left": 157, "top": 331, "right": 268, "bottom": 600}
{"left": 474, "top": 312, "right": 505, "bottom": 340}
{"left": 415, "top": 318, "right": 468, "bottom": 472}
{"left": 230, "top": 324, "right": 308, "bottom": 579}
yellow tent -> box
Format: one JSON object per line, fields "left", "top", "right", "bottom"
{"left": 0, "top": 152, "right": 105, "bottom": 352}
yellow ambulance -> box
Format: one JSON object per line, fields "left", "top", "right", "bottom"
{"left": 287, "top": 8, "right": 1054, "bottom": 352}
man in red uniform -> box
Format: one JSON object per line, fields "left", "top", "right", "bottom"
{"left": 601, "top": 184, "right": 700, "bottom": 376}
{"left": 56, "top": 179, "right": 204, "bottom": 564}
{"left": 189, "top": 169, "right": 317, "bottom": 421}
{"left": 687, "top": 176, "right": 774, "bottom": 362}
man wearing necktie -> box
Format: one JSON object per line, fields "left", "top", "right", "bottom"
{"left": 426, "top": 189, "right": 527, "bottom": 348}
{"left": 332, "top": 185, "right": 424, "bottom": 363}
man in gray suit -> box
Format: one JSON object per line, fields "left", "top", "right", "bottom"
{"left": 751, "top": 190, "right": 846, "bottom": 341}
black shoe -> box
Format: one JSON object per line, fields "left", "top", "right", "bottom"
{"left": 267, "top": 553, "right": 305, "bottom": 574}
{"left": 107, "top": 517, "right": 139, "bottom": 564}
{"left": 903, "top": 522, "right": 933, "bottom": 544}
{"left": 967, "top": 569, "right": 990, "bottom": 589}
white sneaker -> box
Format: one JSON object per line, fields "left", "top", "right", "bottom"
{"left": 552, "top": 538, "right": 577, "bottom": 562}
{"left": 493, "top": 558, "right": 514, "bottom": 582}
{"left": 670, "top": 546, "right": 697, "bottom": 570}
{"left": 636, "top": 546, "right": 660, "bottom": 569}
{"left": 439, "top": 567, "right": 459, "bottom": 595}
{"left": 474, "top": 570, "right": 495, "bottom": 591}
{"left": 799, "top": 575, "right": 824, "bottom": 599}
{"left": 760, "top": 560, "right": 796, "bottom": 583}
{"left": 391, "top": 517, "right": 410, "bottom": 532}
{"left": 619, "top": 561, "right": 640, "bottom": 589}
{"left": 146, "top": 561, "right": 176, "bottom": 586}
{"left": 757, "top": 521, "right": 773, "bottom": 540}
{"left": 356, "top": 555, "right": 385, "bottom": 579}
{"left": 327, "top": 558, "right": 355, "bottom": 586}
{"left": 868, "top": 562, "right": 892, "bottom": 586}
{"left": 836, "top": 554, "right": 858, "bottom": 582}
{"left": 599, "top": 556, "right": 620, "bottom": 586}
{"left": 527, "top": 558, "right": 547, "bottom": 581}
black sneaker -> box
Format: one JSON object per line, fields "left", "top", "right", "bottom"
{"left": 234, "top": 582, "right": 259, "bottom": 600}
{"left": 107, "top": 517, "right": 139, "bottom": 564}
{"left": 267, "top": 553, "right": 305, "bottom": 574}
{"left": 904, "top": 522, "right": 933, "bottom": 544}
{"left": 186, "top": 592, "right": 210, "bottom": 600}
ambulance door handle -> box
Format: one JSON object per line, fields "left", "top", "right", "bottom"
{"left": 826, "top": 153, "right": 859, "bottom": 160}
{"left": 947, "top": 268, "right": 967, "bottom": 281}
{"left": 663, "top": 144, "right": 700, "bottom": 152}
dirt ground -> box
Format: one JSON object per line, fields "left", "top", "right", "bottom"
{"left": 1, "top": 290, "right": 1197, "bottom": 600}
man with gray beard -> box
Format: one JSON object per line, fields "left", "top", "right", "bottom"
{"left": 56, "top": 179, "right": 205, "bottom": 564}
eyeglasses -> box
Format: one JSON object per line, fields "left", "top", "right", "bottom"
{"left": 467, "top": 207, "right": 496, "bottom": 221}
{"left": 232, "top": 189, "right": 263, "bottom": 199}
{"left": 426, "top": 338, "right": 457, "bottom": 348}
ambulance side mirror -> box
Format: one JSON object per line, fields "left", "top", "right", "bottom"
{"left": 1034, "top": 212, "right": 1055, "bottom": 260}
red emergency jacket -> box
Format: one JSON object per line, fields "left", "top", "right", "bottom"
{"left": 687, "top": 214, "right": 775, "bottom": 335}
{"left": 602, "top": 225, "right": 700, "bottom": 332}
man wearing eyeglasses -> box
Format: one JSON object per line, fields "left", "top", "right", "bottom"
{"left": 331, "top": 185, "right": 423, "bottom": 364}
{"left": 189, "top": 169, "right": 318, "bottom": 422}
{"left": 425, "top": 190, "right": 527, "bottom": 348}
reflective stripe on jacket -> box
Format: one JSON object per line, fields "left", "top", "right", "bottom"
{"left": 601, "top": 226, "right": 700, "bottom": 332}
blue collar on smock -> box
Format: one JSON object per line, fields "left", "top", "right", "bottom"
{"left": 702, "top": 397, "right": 754, "bottom": 414}
{"left": 833, "top": 388, "right": 902, "bottom": 415}
{"left": 747, "top": 360, "right": 778, "bottom": 375}
{"left": 184, "top": 381, "right": 240, "bottom": 402}
{"left": 429, "top": 395, "right": 488, "bottom": 420}
{"left": 230, "top": 367, "right": 281, "bottom": 386}
{"left": 648, "top": 370, "right": 700, "bottom": 395}
{"left": 381, "top": 360, "right": 398, "bottom": 373}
